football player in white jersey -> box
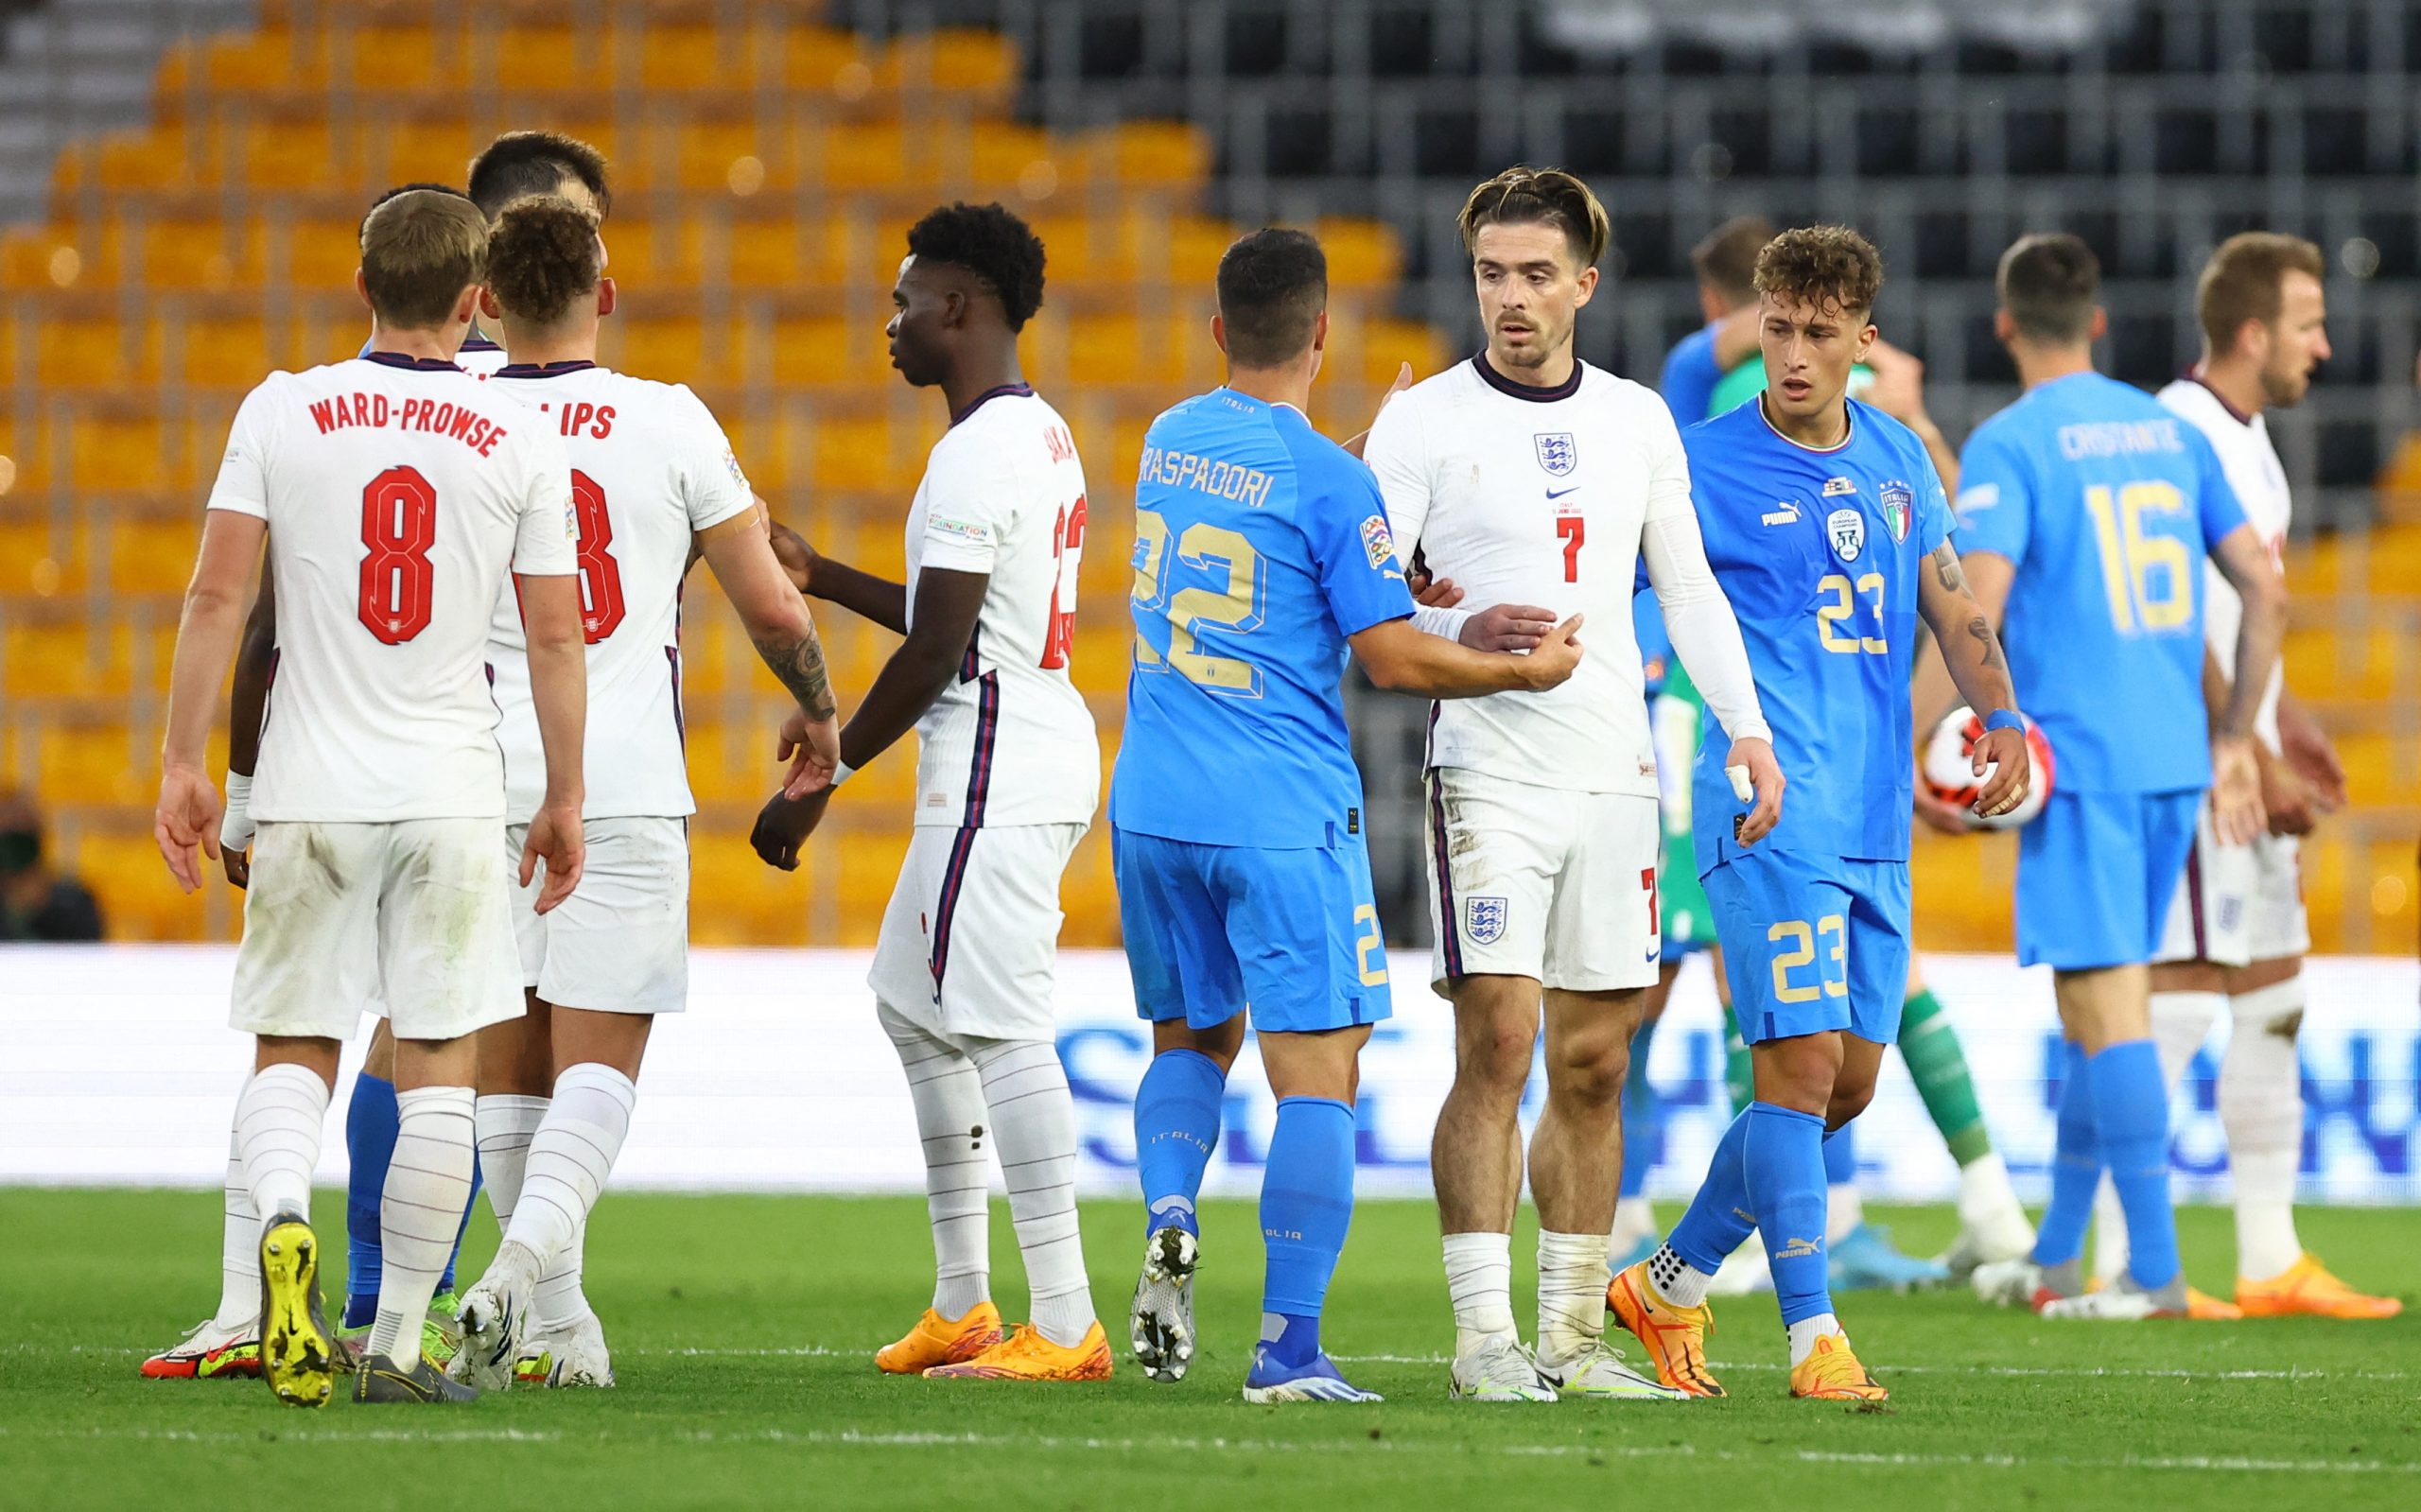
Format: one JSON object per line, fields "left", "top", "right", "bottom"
{"left": 2099, "top": 234, "right": 2395, "bottom": 1319}
{"left": 1362, "top": 166, "right": 1783, "bottom": 1402}
{"left": 443, "top": 196, "right": 843, "bottom": 1389}
{"left": 752, "top": 202, "right": 1110, "bottom": 1381}
{"left": 153, "top": 191, "right": 587, "bottom": 1408}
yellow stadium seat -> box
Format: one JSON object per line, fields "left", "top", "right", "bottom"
{"left": 811, "top": 414, "right": 928, "bottom": 495}
{"left": 37, "top": 721, "right": 147, "bottom": 805}
{"left": 1113, "top": 122, "right": 1210, "bottom": 186}
{"left": 0, "top": 515, "right": 79, "bottom": 596}
{"left": 611, "top": 313, "right": 710, "bottom": 384}
{"left": 637, "top": 25, "right": 729, "bottom": 91}
{"left": 877, "top": 28, "right": 1019, "bottom": 98}
{"left": 1062, "top": 312, "right": 1189, "bottom": 388}
{"left": 1318, "top": 219, "right": 1402, "bottom": 288}
{"left": 4, "top": 227, "right": 117, "bottom": 292}
{"left": 106, "top": 515, "right": 201, "bottom": 596}
{"left": 769, "top": 315, "right": 889, "bottom": 389}
{"left": 87, "top": 127, "right": 206, "bottom": 191}
{"left": 688, "top": 839, "right": 809, "bottom": 947}
{"left": 1352, "top": 318, "right": 1449, "bottom": 387}
{"left": 200, "top": 29, "right": 329, "bottom": 93}
{"left": 2335, "top": 732, "right": 2402, "bottom": 808}
{"left": 783, "top": 26, "right": 872, "bottom": 92}
{"left": 486, "top": 26, "right": 610, "bottom": 92}
{"left": 812, "top": 121, "right": 913, "bottom": 191}
{"left": 604, "top": 219, "right": 705, "bottom": 288}
{"left": 374, "top": 115, "right": 478, "bottom": 186}
{"left": 4, "top": 620, "right": 131, "bottom": 698}
{"left": 673, "top": 119, "right": 792, "bottom": 194}
{"left": 676, "top": 612, "right": 738, "bottom": 696}
{"left": 36, "top": 318, "right": 156, "bottom": 390}
{"left": 138, "top": 219, "right": 267, "bottom": 291}
{"left": 70, "top": 832, "right": 214, "bottom": 943}
{"left": 178, "top": 314, "right": 276, "bottom": 391}
{"left": 238, "top": 119, "right": 350, "bottom": 192}
{"left": 967, "top": 124, "right": 1056, "bottom": 193}
{"left": 726, "top": 215, "right": 853, "bottom": 288}
{"left": 344, "top": 25, "right": 447, "bottom": 93}
{"left": 66, "top": 412, "right": 178, "bottom": 493}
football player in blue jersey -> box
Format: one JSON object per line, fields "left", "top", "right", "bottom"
{"left": 1610, "top": 226, "right": 2030, "bottom": 1402}
{"left": 1936, "top": 234, "right": 2288, "bottom": 1321}
{"left": 1115, "top": 229, "right": 1583, "bottom": 1402}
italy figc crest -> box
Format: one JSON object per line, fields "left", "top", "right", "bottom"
{"left": 1534, "top": 433, "right": 1576, "bottom": 476}
{"left": 1881, "top": 481, "right": 1913, "bottom": 543}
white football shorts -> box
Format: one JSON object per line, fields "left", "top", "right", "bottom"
{"left": 2155, "top": 801, "right": 2310, "bottom": 968}
{"left": 1422, "top": 767, "right": 1662, "bottom": 995}
{"left": 869, "top": 822, "right": 1085, "bottom": 1041}
{"left": 231, "top": 818, "right": 524, "bottom": 1042}
{"left": 507, "top": 816, "right": 690, "bottom": 1016}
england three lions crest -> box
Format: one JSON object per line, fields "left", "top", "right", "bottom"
{"left": 1534, "top": 433, "right": 1576, "bottom": 477}
{"left": 1465, "top": 895, "right": 1509, "bottom": 947}
{"left": 1880, "top": 481, "right": 1914, "bottom": 543}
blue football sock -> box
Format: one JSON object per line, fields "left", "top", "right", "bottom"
{"left": 1135, "top": 1049, "right": 1227, "bottom": 1238}
{"left": 1667, "top": 1105, "right": 1757, "bottom": 1275}
{"left": 1260, "top": 1097, "right": 1355, "bottom": 1328}
{"left": 2030, "top": 1041, "right": 2100, "bottom": 1268}
{"left": 437, "top": 1151, "right": 483, "bottom": 1295}
{"left": 1619, "top": 1016, "right": 1660, "bottom": 1200}
{"left": 2091, "top": 1039, "right": 2182, "bottom": 1291}
{"left": 1259, "top": 1310, "right": 1322, "bottom": 1370}
{"left": 1822, "top": 1121, "right": 1855, "bottom": 1188}
{"left": 1744, "top": 1102, "right": 1833, "bottom": 1327}
{"left": 342, "top": 1070, "right": 399, "bottom": 1326}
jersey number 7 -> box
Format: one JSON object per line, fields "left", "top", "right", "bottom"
{"left": 1556, "top": 515, "right": 1584, "bottom": 582}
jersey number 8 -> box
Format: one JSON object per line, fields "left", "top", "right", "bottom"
{"left": 357, "top": 466, "right": 628, "bottom": 647}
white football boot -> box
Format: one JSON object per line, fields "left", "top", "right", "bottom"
{"left": 1536, "top": 1337, "right": 1690, "bottom": 1401}
{"left": 449, "top": 1241, "right": 539, "bottom": 1389}
{"left": 1129, "top": 1225, "right": 1199, "bottom": 1383}
{"left": 516, "top": 1310, "right": 615, "bottom": 1388}
{"left": 1970, "top": 1258, "right": 2043, "bottom": 1308}
{"left": 1448, "top": 1334, "right": 1558, "bottom": 1402}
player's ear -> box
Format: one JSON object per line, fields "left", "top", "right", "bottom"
{"left": 2088, "top": 305, "right": 2108, "bottom": 342}
{"left": 1854, "top": 320, "right": 1879, "bottom": 364}
{"left": 478, "top": 287, "right": 504, "bottom": 322}
{"left": 1210, "top": 313, "right": 1229, "bottom": 359}
{"left": 353, "top": 268, "right": 372, "bottom": 313}
{"left": 1310, "top": 308, "right": 1329, "bottom": 355}
{"left": 453, "top": 284, "right": 481, "bottom": 328}
{"left": 1572, "top": 263, "right": 1599, "bottom": 308}
{"left": 1992, "top": 308, "right": 2016, "bottom": 346}
{"left": 596, "top": 277, "right": 617, "bottom": 319}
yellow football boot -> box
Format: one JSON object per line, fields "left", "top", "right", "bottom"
{"left": 256, "top": 1214, "right": 339, "bottom": 1409}
{"left": 875, "top": 1301, "right": 1006, "bottom": 1375}
{"left": 1606, "top": 1261, "right": 1724, "bottom": 1398}
{"left": 2237, "top": 1254, "right": 2404, "bottom": 1320}
{"left": 922, "top": 1322, "right": 1114, "bottom": 1382}
{"left": 2186, "top": 1286, "right": 2244, "bottom": 1321}
{"left": 1788, "top": 1333, "right": 1888, "bottom": 1402}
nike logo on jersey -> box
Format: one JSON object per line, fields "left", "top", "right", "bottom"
{"left": 1545, "top": 486, "right": 1581, "bottom": 500}
{"left": 1761, "top": 502, "right": 1802, "bottom": 526}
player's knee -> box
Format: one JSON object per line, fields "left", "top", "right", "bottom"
{"left": 1545, "top": 1035, "right": 1629, "bottom": 1108}
{"left": 1825, "top": 1077, "right": 1876, "bottom": 1130}
{"left": 1454, "top": 1022, "right": 1538, "bottom": 1100}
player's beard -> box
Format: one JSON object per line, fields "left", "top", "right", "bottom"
{"left": 1491, "top": 314, "right": 1569, "bottom": 374}
{"left": 2259, "top": 360, "right": 2309, "bottom": 408}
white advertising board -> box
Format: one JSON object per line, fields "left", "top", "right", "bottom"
{"left": 3, "top": 947, "right": 2413, "bottom": 1203}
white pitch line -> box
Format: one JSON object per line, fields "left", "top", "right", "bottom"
{"left": 7, "top": 1423, "right": 2412, "bottom": 1476}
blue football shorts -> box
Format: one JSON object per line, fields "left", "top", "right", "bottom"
{"left": 1703, "top": 846, "right": 1910, "bottom": 1046}
{"left": 2015, "top": 787, "right": 2202, "bottom": 970}
{"left": 1113, "top": 826, "right": 1393, "bottom": 1034}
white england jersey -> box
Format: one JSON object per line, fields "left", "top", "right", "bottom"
{"left": 205, "top": 355, "right": 576, "bottom": 822}
{"left": 484, "top": 363, "right": 756, "bottom": 822}
{"left": 905, "top": 385, "right": 1099, "bottom": 827}
{"left": 457, "top": 335, "right": 509, "bottom": 379}
{"left": 1365, "top": 356, "right": 1690, "bottom": 796}
{"left": 2160, "top": 375, "right": 2289, "bottom": 743}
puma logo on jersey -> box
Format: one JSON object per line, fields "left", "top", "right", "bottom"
{"left": 1762, "top": 502, "right": 1802, "bottom": 526}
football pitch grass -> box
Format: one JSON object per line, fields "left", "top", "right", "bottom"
{"left": 3, "top": 1190, "right": 2414, "bottom": 1510}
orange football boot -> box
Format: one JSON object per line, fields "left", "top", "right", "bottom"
{"left": 1789, "top": 1333, "right": 1888, "bottom": 1401}
{"left": 1606, "top": 1260, "right": 1724, "bottom": 1398}
{"left": 875, "top": 1301, "right": 1006, "bottom": 1375}
{"left": 2237, "top": 1255, "right": 2403, "bottom": 1320}
{"left": 2185, "top": 1286, "right": 2244, "bottom": 1321}
{"left": 922, "top": 1322, "right": 1114, "bottom": 1382}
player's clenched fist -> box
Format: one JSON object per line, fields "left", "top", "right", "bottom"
{"left": 1725, "top": 737, "right": 1786, "bottom": 845}
{"left": 750, "top": 789, "right": 830, "bottom": 872}
{"left": 1968, "top": 724, "right": 2031, "bottom": 821}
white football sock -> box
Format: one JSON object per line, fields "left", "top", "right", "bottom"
{"left": 1825, "top": 1183, "right": 1863, "bottom": 1244}
{"left": 970, "top": 1037, "right": 1094, "bottom": 1347}
{"left": 1536, "top": 1228, "right": 1611, "bottom": 1362}
{"left": 1443, "top": 1230, "right": 1516, "bottom": 1353}
{"left": 878, "top": 1001, "right": 993, "bottom": 1321}
{"left": 213, "top": 1129, "right": 260, "bottom": 1329}
{"left": 474, "top": 1093, "right": 550, "bottom": 1226}
{"left": 1609, "top": 1196, "right": 1657, "bottom": 1257}
{"left": 1646, "top": 1240, "right": 1717, "bottom": 1308}
{"left": 1957, "top": 1150, "right": 2033, "bottom": 1251}
{"left": 1787, "top": 1312, "right": 1843, "bottom": 1366}
{"left": 2090, "top": 1174, "right": 2129, "bottom": 1286}
{"left": 234, "top": 1063, "right": 330, "bottom": 1225}
{"left": 505, "top": 1064, "right": 635, "bottom": 1268}
{"left": 2222, "top": 978, "right": 2307, "bottom": 1281}
{"left": 532, "top": 1214, "right": 591, "bottom": 1333}
{"left": 366, "top": 1086, "right": 475, "bottom": 1366}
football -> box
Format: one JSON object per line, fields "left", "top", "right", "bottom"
{"left": 1924, "top": 706, "right": 2055, "bottom": 830}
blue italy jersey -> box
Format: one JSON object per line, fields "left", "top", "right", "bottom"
{"left": 1954, "top": 372, "right": 2246, "bottom": 794}
{"left": 1683, "top": 397, "right": 1953, "bottom": 867}
{"left": 1659, "top": 323, "right": 1722, "bottom": 429}
{"left": 1110, "top": 389, "right": 1416, "bottom": 848}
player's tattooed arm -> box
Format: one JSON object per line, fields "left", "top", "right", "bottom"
{"left": 699, "top": 516, "right": 843, "bottom": 791}
{"left": 1916, "top": 542, "right": 2029, "bottom": 818}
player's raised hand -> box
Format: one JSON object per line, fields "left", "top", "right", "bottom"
{"left": 1726, "top": 737, "right": 1786, "bottom": 845}
{"left": 520, "top": 801, "right": 585, "bottom": 915}
{"left": 2210, "top": 735, "right": 2267, "bottom": 846}
{"left": 1457, "top": 601, "right": 1559, "bottom": 652}
{"left": 1341, "top": 362, "right": 1417, "bottom": 460}
{"left": 1969, "top": 724, "right": 2031, "bottom": 821}
{"left": 777, "top": 708, "right": 843, "bottom": 798}
{"left": 1517, "top": 614, "right": 1586, "bottom": 689}
{"left": 750, "top": 788, "right": 831, "bottom": 872}
{"left": 154, "top": 765, "right": 222, "bottom": 894}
